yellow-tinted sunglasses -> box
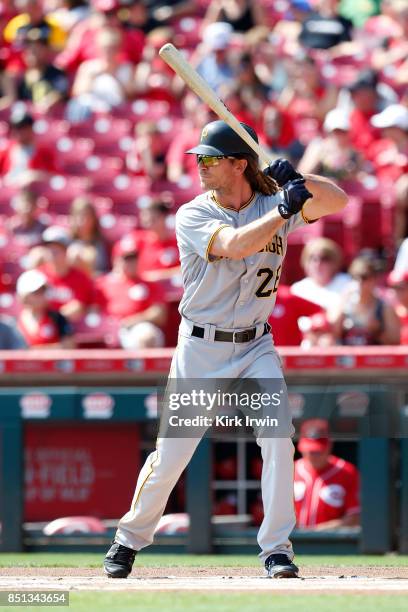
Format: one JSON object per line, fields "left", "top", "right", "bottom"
{"left": 196, "top": 155, "right": 234, "bottom": 167}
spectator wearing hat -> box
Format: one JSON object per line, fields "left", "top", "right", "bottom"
{"left": 368, "top": 104, "right": 408, "bottom": 241}
{"left": 331, "top": 256, "right": 400, "bottom": 345}
{"left": 291, "top": 238, "right": 351, "bottom": 310}
{"left": 39, "top": 226, "right": 98, "bottom": 322}
{"left": 294, "top": 419, "right": 360, "bottom": 530}
{"left": 95, "top": 234, "right": 167, "bottom": 349}
{"left": 347, "top": 69, "right": 398, "bottom": 155}
{"left": 16, "top": 269, "right": 75, "bottom": 349}
{"left": 3, "top": 0, "right": 67, "bottom": 51}
{"left": 387, "top": 270, "right": 408, "bottom": 345}
{"left": 0, "top": 108, "right": 59, "bottom": 186}
{"left": 7, "top": 188, "right": 47, "bottom": 248}
{"left": 134, "top": 198, "right": 180, "bottom": 282}
{"left": 298, "top": 107, "right": 367, "bottom": 181}
{"left": 195, "top": 22, "right": 236, "bottom": 94}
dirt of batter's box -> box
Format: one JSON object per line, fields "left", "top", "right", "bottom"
{"left": 1, "top": 566, "right": 408, "bottom": 579}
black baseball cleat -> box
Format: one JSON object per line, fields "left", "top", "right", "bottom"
{"left": 104, "top": 541, "right": 137, "bottom": 578}
{"left": 265, "top": 554, "right": 299, "bottom": 578}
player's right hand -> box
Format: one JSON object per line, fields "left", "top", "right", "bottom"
{"left": 278, "top": 178, "right": 313, "bottom": 219}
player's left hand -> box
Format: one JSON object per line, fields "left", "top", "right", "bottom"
{"left": 263, "top": 158, "right": 303, "bottom": 186}
{"left": 278, "top": 178, "right": 313, "bottom": 219}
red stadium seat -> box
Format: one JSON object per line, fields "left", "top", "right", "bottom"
{"left": 90, "top": 175, "right": 151, "bottom": 212}
{"left": 56, "top": 137, "right": 94, "bottom": 175}
{"left": 85, "top": 156, "right": 124, "bottom": 186}
{"left": 0, "top": 184, "right": 19, "bottom": 215}
{"left": 0, "top": 291, "right": 20, "bottom": 316}
{"left": 69, "top": 116, "right": 132, "bottom": 155}
{"left": 33, "top": 118, "right": 69, "bottom": 145}
{"left": 30, "top": 176, "right": 88, "bottom": 214}
{"left": 72, "top": 312, "right": 120, "bottom": 348}
{"left": 98, "top": 213, "right": 138, "bottom": 242}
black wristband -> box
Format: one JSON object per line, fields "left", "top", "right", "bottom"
{"left": 278, "top": 204, "right": 293, "bottom": 219}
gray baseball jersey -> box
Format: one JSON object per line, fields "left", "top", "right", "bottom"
{"left": 115, "top": 188, "right": 304, "bottom": 565}
{"left": 175, "top": 190, "right": 307, "bottom": 328}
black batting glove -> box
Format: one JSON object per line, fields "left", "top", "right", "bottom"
{"left": 278, "top": 178, "right": 313, "bottom": 220}
{"left": 263, "top": 158, "right": 303, "bottom": 187}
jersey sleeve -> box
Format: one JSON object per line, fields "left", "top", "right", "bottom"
{"left": 175, "top": 204, "right": 230, "bottom": 263}
{"left": 343, "top": 463, "right": 361, "bottom": 516}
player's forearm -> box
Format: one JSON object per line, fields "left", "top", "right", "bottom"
{"left": 302, "top": 174, "right": 348, "bottom": 221}
{"left": 212, "top": 209, "right": 286, "bottom": 260}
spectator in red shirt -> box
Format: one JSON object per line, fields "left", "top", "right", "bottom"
{"left": 387, "top": 269, "right": 408, "bottom": 345}
{"left": 294, "top": 419, "right": 360, "bottom": 530}
{"left": 67, "top": 27, "right": 136, "bottom": 121}
{"left": 268, "top": 285, "right": 322, "bottom": 346}
{"left": 0, "top": 108, "right": 58, "bottom": 186}
{"left": 56, "top": 0, "right": 145, "bottom": 76}
{"left": 135, "top": 198, "right": 180, "bottom": 282}
{"left": 95, "top": 234, "right": 167, "bottom": 348}
{"left": 16, "top": 268, "right": 76, "bottom": 349}
{"left": 369, "top": 104, "right": 408, "bottom": 241}
{"left": 260, "top": 103, "right": 301, "bottom": 162}
{"left": 39, "top": 226, "right": 98, "bottom": 323}
{"left": 348, "top": 70, "right": 383, "bottom": 154}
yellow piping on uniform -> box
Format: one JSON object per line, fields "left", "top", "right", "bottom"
{"left": 205, "top": 224, "right": 230, "bottom": 262}
{"left": 131, "top": 449, "right": 159, "bottom": 512}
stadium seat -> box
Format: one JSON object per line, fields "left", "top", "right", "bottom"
{"left": 56, "top": 137, "right": 94, "bottom": 175}
{"left": 72, "top": 311, "right": 120, "bottom": 348}
{"left": 0, "top": 290, "right": 20, "bottom": 316}
{"left": 68, "top": 117, "right": 132, "bottom": 156}
{"left": 33, "top": 118, "right": 69, "bottom": 145}
{"left": 0, "top": 184, "right": 19, "bottom": 215}
{"left": 172, "top": 16, "right": 203, "bottom": 49}
{"left": 98, "top": 213, "right": 138, "bottom": 242}
{"left": 90, "top": 175, "right": 152, "bottom": 212}
{"left": 30, "top": 176, "right": 88, "bottom": 214}
{"left": 85, "top": 156, "right": 124, "bottom": 187}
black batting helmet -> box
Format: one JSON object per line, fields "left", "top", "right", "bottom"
{"left": 186, "top": 120, "right": 259, "bottom": 159}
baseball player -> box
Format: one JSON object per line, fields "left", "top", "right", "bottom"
{"left": 295, "top": 419, "right": 360, "bottom": 529}
{"left": 104, "top": 120, "right": 348, "bottom": 579}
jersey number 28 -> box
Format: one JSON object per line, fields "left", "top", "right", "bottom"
{"left": 255, "top": 266, "right": 281, "bottom": 298}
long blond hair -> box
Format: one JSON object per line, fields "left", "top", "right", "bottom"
{"left": 241, "top": 155, "right": 280, "bottom": 196}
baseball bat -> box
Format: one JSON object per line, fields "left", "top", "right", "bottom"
{"left": 159, "top": 43, "right": 273, "bottom": 168}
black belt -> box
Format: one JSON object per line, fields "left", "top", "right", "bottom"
{"left": 191, "top": 323, "right": 271, "bottom": 343}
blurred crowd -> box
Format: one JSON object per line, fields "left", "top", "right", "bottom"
{"left": 0, "top": 0, "right": 407, "bottom": 349}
